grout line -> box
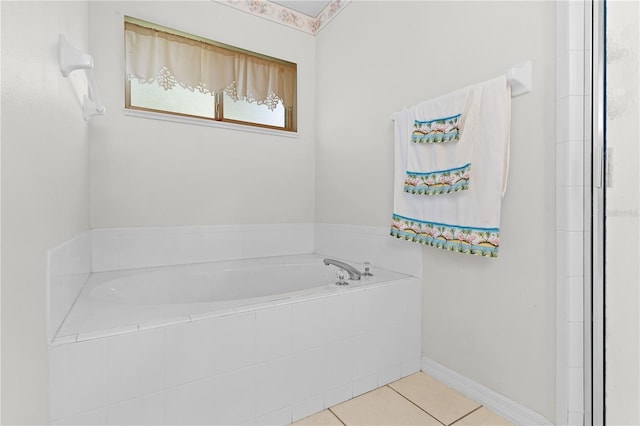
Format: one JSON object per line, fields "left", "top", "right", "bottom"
{"left": 385, "top": 385, "right": 446, "bottom": 426}
{"left": 448, "top": 405, "right": 484, "bottom": 425}
{"left": 327, "top": 407, "right": 347, "bottom": 426}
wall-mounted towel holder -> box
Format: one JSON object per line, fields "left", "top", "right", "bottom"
{"left": 391, "top": 61, "right": 532, "bottom": 121}
{"left": 59, "top": 35, "right": 105, "bottom": 121}
{"left": 506, "top": 60, "right": 533, "bottom": 97}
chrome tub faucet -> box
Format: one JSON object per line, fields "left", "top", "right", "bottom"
{"left": 323, "top": 258, "right": 362, "bottom": 280}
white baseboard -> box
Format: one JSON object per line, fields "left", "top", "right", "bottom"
{"left": 421, "top": 356, "right": 553, "bottom": 426}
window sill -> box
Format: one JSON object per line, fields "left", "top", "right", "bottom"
{"left": 123, "top": 108, "right": 298, "bottom": 138}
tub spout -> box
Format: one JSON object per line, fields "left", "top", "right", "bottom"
{"left": 323, "top": 258, "right": 362, "bottom": 280}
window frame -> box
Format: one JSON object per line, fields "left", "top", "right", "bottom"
{"left": 123, "top": 17, "right": 297, "bottom": 133}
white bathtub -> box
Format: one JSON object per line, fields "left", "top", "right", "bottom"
{"left": 49, "top": 252, "right": 422, "bottom": 425}
{"left": 56, "top": 254, "right": 410, "bottom": 340}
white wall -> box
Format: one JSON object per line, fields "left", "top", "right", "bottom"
{"left": 89, "top": 1, "right": 316, "bottom": 229}
{"left": 315, "top": 1, "right": 556, "bottom": 421}
{"left": 1, "top": 1, "right": 91, "bottom": 423}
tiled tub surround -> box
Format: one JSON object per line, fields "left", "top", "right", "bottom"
{"left": 49, "top": 275, "right": 421, "bottom": 425}
{"left": 48, "top": 223, "right": 422, "bottom": 340}
{"left": 47, "top": 231, "right": 92, "bottom": 342}
{"left": 555, "top": 2, "right": 587, "bottom": 425}
{"left": 91, "top": 223, "right": 316, "bottom": 273}
{"left": 48, "top": 224, "right": 422, "bottom": 425}
{"left": 48, "top": 223, "right": 316, "bottom": 342}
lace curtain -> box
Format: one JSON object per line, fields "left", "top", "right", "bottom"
{"left": 125, "top": 21, "right": 296, "bottom": 110}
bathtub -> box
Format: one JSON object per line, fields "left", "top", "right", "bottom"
{"left": 49, "top": 253, "right": 422, "bottom": 425}
{"left": 56, "top": 254, "right": 409, "bottom": 338}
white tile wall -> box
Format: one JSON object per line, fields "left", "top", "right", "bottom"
{"left": 165, "top": 379, "right": 216, "bottom": 426}
{"left": 212, "top": 311, "right": 257, "bottom": 374}
{"left": 377, "top": 363, "right": 402, "bottom": 387}
{"left": 323, "top": 383, "right": 353, "bottom": 408}
{"left": 568, "top": 321, "right": 584, "bottom": 368}
{"left": 352, "top": 374, "right": 378, "bottom": 397}
{"left": 556, "top": 1, "right": 586, "bottom": 425}
{"left": 107, "top": 392, "right": 164, "bottom": 426}
{"left": 289, "top": 348, "right": 326, "bottom": 404}
{"left": 568, "top": 277, "right": 584, "bottom": 323}
{"left": 291, "top": 394, "right": 324, "bottom": 424}
{"left": 254, "top": 356, "right": 294, "bottom": 417}
{"left": 325, "top": 291, "right": 356, "bottom": 342}
{"left": 568, "top": 367, "right": 585, "bottom": 413}
{"left": 254, "top": 407, "right": 292, "bottom": 426}
{"left": 567, "top": 2, "right": 585, "bottom": 51}
{"left": 353, "top": 332, "right": 380, "bottom": 379}
{"left": 211, "top": 366, "right": 257, "bottom": 425}
{"left": 557, "top": 187, "right": 584, "bottom": 232}
{"left": 400, "top": 357, "right": 422, "bottom": 377}
{"left": 164, "top": 319, "right": 216, "bottom": 388}
{"left": 568, "top": 50, "right": 585, "bottom": 96}
{"left": 48, "top": 277, "right": 421, "bottom": 425}
{"left": 92, "top": 224, "right": 315, "bottom": 272}
{"left": 47, "top": 231, "right": 92, "bottom": 342}
{"left": 324, "top": 338, "right": 355, "bottom": 391}
{"left": 106, "top": 328, "right": 165, "bottom": 404}
{"left": 568, "top": 412, "right": 585, "bottom": 426}
{"left": 291, "top": 298, "right": 327, "bottom": 352}
{"left": 50, "top": 408, "right": 107, "bottom": 426}
{"left": 48, "top": 338, "right": 107, "bottom": 422}
{"left": 557, "top": 142, "right": 584, "bottom": 191}
{"left": 256, "top": 305, "right": 293, "bottom": 362}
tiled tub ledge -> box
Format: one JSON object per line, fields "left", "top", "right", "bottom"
{"left": 48, "top": 257, "right": 421, "bottom": 425}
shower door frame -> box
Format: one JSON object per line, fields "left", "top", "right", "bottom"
{"left": 584, "top": 0, "right": 606, "bottom": 424}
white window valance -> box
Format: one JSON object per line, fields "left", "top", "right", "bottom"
{"left": 125, "top": 21, "right": 296, "bottom": 110}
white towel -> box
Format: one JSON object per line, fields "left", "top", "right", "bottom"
{"left": 402, "top": 83, "right": 482, "bottom": 195}
{"left": 391, "top": 75, "right": 511, "bottom": 257}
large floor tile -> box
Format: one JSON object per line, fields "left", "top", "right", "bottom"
{"left": 389, "top": 372, "right": 481, "bottom": 425}
{"left": 292, "top": 409, "right": 343, "bottom": 425}
{"left": 452, "top": 407, "right": 515, "bottom": 426}
{"left": 330, "top": 386, "right": 441, "bottom": 425}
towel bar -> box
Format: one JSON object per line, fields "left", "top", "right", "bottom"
{"left": 391, "top": 61, "right": 532, "bottom": 121}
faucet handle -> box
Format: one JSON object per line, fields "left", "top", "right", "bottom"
{"left": 363, "top": 262, "right": 373, "bottom": 277}
{"left": 335, "top": 269, "right": 349, "bottom": 286}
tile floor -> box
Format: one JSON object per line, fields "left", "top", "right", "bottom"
{"left": 292, "top": 372, "right": 514, "bottom": 426}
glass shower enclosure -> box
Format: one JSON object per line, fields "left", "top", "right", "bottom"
{"left": 587, "top": 1, "right": 639, "bottom": 424}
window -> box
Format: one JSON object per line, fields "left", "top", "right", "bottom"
{"left": 124, "top": 17, "right": 297, "bottom": 132}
